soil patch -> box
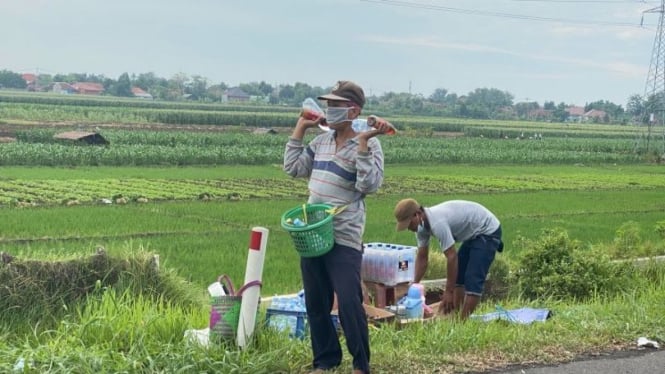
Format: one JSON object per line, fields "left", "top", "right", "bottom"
{"left": 433, "top": 131, "right": 465, "bottom": 138}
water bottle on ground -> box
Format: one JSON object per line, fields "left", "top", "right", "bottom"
{"left": 402, "top": 283, "right": 424, "bottom": 319}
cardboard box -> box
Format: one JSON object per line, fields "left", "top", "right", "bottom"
{"left": 396, "top": 315, "right": 438, "bottom": 329}
{"left": 363, "top": 280, "right": 410, "bottom": 308}
{"left": 394, "top": 301, "right": 449, "bottom": 328}
{"left": 363, "top": 303, "right": 395, "bottom": 324}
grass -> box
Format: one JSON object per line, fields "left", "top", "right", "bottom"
{"left": 1, "top": 268, "right": 664, "bottom": 373}
{"left": 1, "top": 189, "right": 664, "bottom": 296}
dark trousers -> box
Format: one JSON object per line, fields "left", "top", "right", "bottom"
{"left": 300, "top": 243, "right": 370, "bottom": 373}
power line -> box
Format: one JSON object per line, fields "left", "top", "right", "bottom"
{"left": 511, "top": 0, "right": 655, "bottom": 3}
{"left": 360, "top": 0, "right": 651, "bottom": 28}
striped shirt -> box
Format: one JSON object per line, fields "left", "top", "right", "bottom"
{"left": 284, "top": 131, "right": 384, "bottom": 250}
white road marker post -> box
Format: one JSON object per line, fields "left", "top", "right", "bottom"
{"left": 236, "top": 227, "right": 268, "bottom": 349}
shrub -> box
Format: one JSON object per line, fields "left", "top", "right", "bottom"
{"left": 513, "top": 228, "right": 631, "bottom": 301}
{"left": 423, "top": 245, "right": 511, "bottom": 301}
{"left": 483, "top": 256, "right": 511, "bottom": 301}
{"left": 424, "top": 249, "right": 447, "bottom": 280}
{"left": 613, "top": 221, "right": 642, "bottom": 254}
{"left": 655, "top": 220, "right": 665, "bottom": 239}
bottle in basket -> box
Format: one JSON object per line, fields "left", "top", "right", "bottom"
{"left": 367, "top": 115, "right": 396, "bottom": 135}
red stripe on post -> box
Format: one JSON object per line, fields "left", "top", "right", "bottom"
{"left": 249, "top": 230, "right": 262, "bottom": 251}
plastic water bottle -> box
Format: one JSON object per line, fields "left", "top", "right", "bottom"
{"left": 292, "top": 218, "right": 306, "bottom": 227}
{"left": 207, "top": 281, "right": 226, "bottom": 297}
{"left": 301, "top": 98, "right": 324, "bottom": 121}
{"left": 13, "top": 357, "right": 25, "bottom": 371}
{"left": 352, "top": 118, "right": 397, "bottom": 134}
{"left": 402, "top": 283, "right": 424, "bottom": 319}
{"left": 367, "top": 115, "right": 397, "bottom": 135}
{"left": 302, "top": 98, "right": 329, "bottom": 132}
{"left": 352, "top": 118, "right": 372, "bottom": 132}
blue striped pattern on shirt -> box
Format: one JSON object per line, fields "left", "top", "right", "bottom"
{"left": 284, "top": 131, "right": 384, "bottom": 250}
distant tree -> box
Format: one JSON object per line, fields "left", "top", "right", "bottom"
{"left": 238, "top": 81, "right": 274, "bottom": 97}
{"left": 543, "top": 101, "right": 556, "bottom": 110}
{"left": 257, "top": 81, "right": 273, "bottom": 97}
{"left": 134, "top": 72, "right": 164, "bottom": 91}
{"left": 239, "top": 82, "right": 262, "bottom": 96}
{"left": 102, "top": 78, "right": 116, "bottom": 92}
{"left": 186, "top": 75, "right": 208, "bottom": 100}
{"left": 206, "top": 82, "right": 228, "bottom": 102}
{"left": 0, "top": 70, "right": 27, "bottom": 89}
{"left": 52, "top": 72, "right": 105, "bottom": 83}
{"left": 36, "top": 74, "right": 53, "bottom": 88}
{"left": 642, "top": 92, "right": 665, "bottom": 125}
{"left": 514, "top": 101, "right": 539, "bottom": 119}
{"left": 111, "top": 73, "right": 133, "bottom": 97}
{"left": 444, "top": 92, "right": 458, "bottom": 106}
{"left": 278, "top": 84, "right": 295, "bottom": 102}
{"left": 292, "top": 82, "right": 315, "bottom": 104}
{"left": 429, "top": 88, "right": 448, "bottom": 103}
{"left": 585, "top": 99, "right": 624, "bottom": 121}
{"left": 464, "top": 88, "right": 514, "bottom": 119}
{"left": 553, "top": 102, "right": 569, "bottom": 122}
{"left": 377, "top": 92, "right": 425, "bottom": 115}
{"left": 169, "top": 73, "right": 189, "bottom": 99}
{"left": 627, "top": 94, "right": 647, "bottom": 123}
{"left": 86, "top": 74, "right": 107, "bottom": 83}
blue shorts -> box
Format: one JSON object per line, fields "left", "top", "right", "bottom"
{"left": 455, "top": 226, "right": 503, "bottom": 296}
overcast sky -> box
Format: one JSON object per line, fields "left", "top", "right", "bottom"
{"left": 0, "top": 0, "right": 660, "bottom": 106}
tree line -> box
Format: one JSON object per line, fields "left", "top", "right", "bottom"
{"left": 0, "top": 69, "right": 651, "bottom": 124}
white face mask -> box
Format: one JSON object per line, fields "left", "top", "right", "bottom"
{"left": 416, "top": 215, "right": 427, "bottom": 234}
{"left": 325, "top": 106, "right": 351, "bottom": 125}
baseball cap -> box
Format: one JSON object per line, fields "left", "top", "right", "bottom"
{"left": 394, "top": 198, "right": 420, "bottom": 231}
{"left": 317, "top": 80, "right": 366, "bottom": 108}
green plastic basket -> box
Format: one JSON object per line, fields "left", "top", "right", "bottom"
{"left": 281, "top": 204, "right": 334, "bottom": 258}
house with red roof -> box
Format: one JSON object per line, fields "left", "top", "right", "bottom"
{"left": 584, "top": 109, "right": 607, "bottom": 122}
{"left": 131, "top": 86, "right": 153, "bottom": 99}
{"left": 52, "top": 82, "right": 76, "bottom": 94}
{"left": 71, "top": 82, "right": 104, "bottom": 95}
{"left": 21, "top": 73, "right": 37, "bottom": 85}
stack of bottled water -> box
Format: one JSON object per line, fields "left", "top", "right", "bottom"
{"left": 361, "top": 242, "right": 417, "bottom": 286}
{"left": 267, "top": 293, "right": 307, "bottom": 337}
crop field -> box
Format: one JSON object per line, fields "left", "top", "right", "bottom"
{"left": 2, "top": 163, "right": 664, "bottom": 295}
{"left": 0, "top": 128, "right": 650, "bottom": 167}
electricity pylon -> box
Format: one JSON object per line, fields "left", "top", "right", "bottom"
{"left": 641, "top": 0, "right": 665, "bottom": 155}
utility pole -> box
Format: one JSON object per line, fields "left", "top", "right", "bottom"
{"left": 641, "top": 0, "right": 665, "bottom": 155}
